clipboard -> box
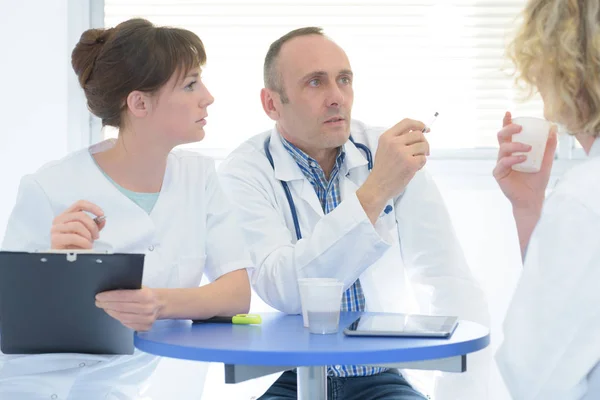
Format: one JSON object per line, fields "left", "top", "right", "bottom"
{"left": 0, "top": 251, "right": 144, "bottom": 355}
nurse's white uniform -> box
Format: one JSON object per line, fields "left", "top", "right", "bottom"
{"left": 497, "top": 138, "right": 600, "bottom": 400}
{"left": 0, "top": 139, "right": 251, "bottom": 400}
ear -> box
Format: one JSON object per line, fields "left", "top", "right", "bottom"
{"left": 261, "top": 88, "right": 281, "bottom": 121}
{"left": 126, "top": 90, "right": 151, "bottom": 119}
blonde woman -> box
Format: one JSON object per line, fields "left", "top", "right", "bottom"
{"left": 494, "top": 1, "right": 600, "bottom": 399}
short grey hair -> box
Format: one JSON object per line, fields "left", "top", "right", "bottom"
{"left": 263, "top": 26, "right": 324, "bottom": 103}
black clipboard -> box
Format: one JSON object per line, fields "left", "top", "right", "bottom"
{"left": 0, "top": 251, "right": 144, "bottom": 355}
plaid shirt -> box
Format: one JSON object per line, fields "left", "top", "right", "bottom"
{"left": 282, "top": 137, "right": 387, "bottom": 378}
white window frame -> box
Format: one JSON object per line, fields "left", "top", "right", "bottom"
{"left": 68, "top": 0, "right": 105, "bottom": 151}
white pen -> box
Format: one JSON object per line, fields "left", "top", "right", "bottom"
{"left": 422, "top": 111, "right": 439, "bottom": 132}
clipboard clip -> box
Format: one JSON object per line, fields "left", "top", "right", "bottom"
{"left": 35, "top": 249, "right": 113, "bottom": 263}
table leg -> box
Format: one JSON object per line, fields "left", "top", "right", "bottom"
{"left": 297, "top": 366, "right": 327, "bottom": 400}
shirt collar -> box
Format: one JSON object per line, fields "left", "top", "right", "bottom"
{"left": 281, "top": 136, "right": 346, "bottom": 180}
{"left": 268, "top": 124, "right": 370, "bottom": 182}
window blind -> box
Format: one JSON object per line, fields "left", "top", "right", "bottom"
{"left": 102, "top": 0, "right": 544, "bottom": 154}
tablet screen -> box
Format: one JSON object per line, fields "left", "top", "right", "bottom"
{"left": 345, "top": 314, "right": 458, "bottom": 337}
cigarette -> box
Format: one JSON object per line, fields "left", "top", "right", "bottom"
{"left": 422, "top": 112, "right": 439, "bottom": 132}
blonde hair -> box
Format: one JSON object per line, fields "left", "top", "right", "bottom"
{"left": 508, "top": 0, "right": 600, "bottom": 136}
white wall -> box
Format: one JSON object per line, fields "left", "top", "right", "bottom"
{"left": 0, "top": 0, "right": 96, "bottom": 242}
{"left": 0, "top": 0, "right": 65, "bottom": 239}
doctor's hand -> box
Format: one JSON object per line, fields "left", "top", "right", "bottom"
{"left": 51, "top": 200, "right": 106, "bottom": 249}
{"left": 357, "top": 118, "right": 428, "bottom": 223}
{"left": 493, "top": 111, "right": 557, "bottom": 211}
{"left": 95, "top": 286, "right": 163, "bottom": 332}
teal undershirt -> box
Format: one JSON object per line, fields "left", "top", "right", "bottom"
{"left": 99, "top": 169, "right": 160, "bottom": 214}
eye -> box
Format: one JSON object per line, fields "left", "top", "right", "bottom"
{"left": 339, "top": 76, "right": 352, "bottom": 85}
{"left": 308, "top": 78, "right": 320, "bottom": 87}
{"left": 184, "top": 80, "right": 197, "bottom": 91}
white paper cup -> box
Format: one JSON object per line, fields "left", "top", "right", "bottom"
{"left": 298, "top": 279, "right": 344, "bottom": 334}
{"left": 511, "top": 117, "right": 553, "bottom": 173}
{"left": 298, "top": 278, "right": 339, "bottom": 328}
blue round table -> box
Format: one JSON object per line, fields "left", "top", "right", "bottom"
{"left": 135, "top": 312, "right": 490, "bottom": 400}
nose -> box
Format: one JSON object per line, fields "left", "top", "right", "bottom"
{"left": 326, "top": 83, "right": 344, "bottom": 108}
{"left": 198, "top": 81, "right": 214, "bottom": 108}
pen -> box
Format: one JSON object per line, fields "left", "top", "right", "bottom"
{"left": 94, "top": 215, "right": 106, "bottom": 225}
{"left": 422, "top": 111, "right": 439, "bottom": 132}
{"left": 192, "top": 314, "right": 262, "bottom": 325}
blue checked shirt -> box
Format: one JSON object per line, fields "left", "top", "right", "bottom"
{"left": 282, "top": 137, "right": 387, "bottom": 378}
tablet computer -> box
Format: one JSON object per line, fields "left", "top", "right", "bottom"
{"left": 0, "top": 251, "right": 144, "bottom": 355}
{"left": 343, "top": 313, "right": 459, "bottom": 338}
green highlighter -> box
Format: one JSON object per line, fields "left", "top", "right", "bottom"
{"left": 193, "top": 314, "right": 262, "bottom": 325}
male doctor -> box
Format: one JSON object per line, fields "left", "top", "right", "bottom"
{"left": 218, "top": 27, "right": 490, "bottom": 399}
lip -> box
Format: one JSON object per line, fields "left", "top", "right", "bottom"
{"left": 324, "top": 117, "right": 345, "bottom": 125}
{"left": 196, "top": 117, "right": 207, "bottom": 126}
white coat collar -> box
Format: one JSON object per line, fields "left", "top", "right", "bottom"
{"left": 589, "top": 137, "right": 600, "bottom": 158}
{"left": 341, "top": 136, "right": 369, "bottom": 176}
{"left": 268, "top": 127, "right": 370, "bottom": 182}
{"left": 87, "top": 138, "right": 174, "bottom": 195}
{"left": 80, "top": 139, "right": 177, "bottom": 252}
{"left": 268, "top": 128, "right": 306, "bottom": 182}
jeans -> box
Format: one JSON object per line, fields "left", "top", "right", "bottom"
{"left": 258, "top": 369, "right": 427, "bottom": 400}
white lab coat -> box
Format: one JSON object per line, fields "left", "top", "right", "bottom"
{"left": 0, "top": 139, "right": 250, "bottom": 400}
{"left": 496, "top": 138, "right": 600, "bottom": 400}
{"left": 218, "top": 120, "right": 490, "bottom": 399}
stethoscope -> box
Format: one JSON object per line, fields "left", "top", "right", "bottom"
{"left": 264, "top": 135, "right": 374, "bottom": 241}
